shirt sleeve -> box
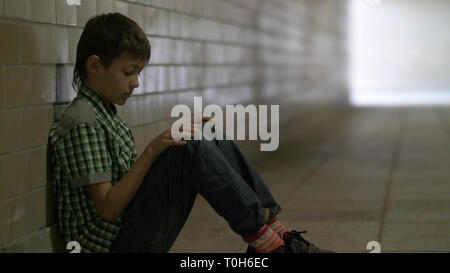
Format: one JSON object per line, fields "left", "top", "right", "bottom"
{"left": 55, "top": 122, "right": 112, "bottom": 188}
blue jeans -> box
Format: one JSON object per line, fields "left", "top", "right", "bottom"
{"left": 110, "top": 135, "right": 281, "bottom": 253}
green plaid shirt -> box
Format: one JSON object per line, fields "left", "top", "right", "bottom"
{"left": 48, "top": 85, "right": 137, "bottom": 253}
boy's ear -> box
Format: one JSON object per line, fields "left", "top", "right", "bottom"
{"left": 86, "top": 55, "right": 103, "bottom": 74}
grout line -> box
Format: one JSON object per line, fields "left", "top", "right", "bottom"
{"left": 3, "top": 74, "right": 307, "bottom": 110}
{"left": 1, "top": 81, "right": 260, "bottom": 110}
{"left": 0, "top": 225, "right": 55, "bottom": 250}
{"left": 279, "top": 152, "right": 332, "bottom": 206}
{"left": 128, "top": 96, "right": 275, "bottom": 131}
{"left": 120, "top": 0, "right": 258, "bottom": 29}
{"left": 129, "top": 117, "right": 173, "bottom": 130}
{"left": 377, "top": 108, "right": 406, "bottom": 243}
{"left": 120, "top": 0, "right": 305, "bottom": 38}
{"left": 0, "top": 10, "right": 306, "bottom": 53}
{"left": 0, "top": 185, "right": 46, "bottom": 206}
{"left": 277, "top": 107, "right": 350, "bottom": 205}
{"left": 0, "top": 103, "right": 53, "bottom": 112}
{"left": 221, "top": 0, "right": 310, "bottom": 37}
{"left": 0, "top": 144, "right": 47, "bottom": 158}
{"left": 0, "top": 62, "right": 311, "bottom": 70}
{"left": 0, "top": 89, "right": 301, "bottom": 158}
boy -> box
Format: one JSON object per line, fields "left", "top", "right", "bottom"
{"left": 47, "top": 13, "right": 333, "bottom": 253}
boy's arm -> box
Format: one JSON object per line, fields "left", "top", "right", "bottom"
{"left": 88, "top": 147, "right": 158, "bottom": 222}
{"left": 88, "top": 122, "right": 198, "bottom": 222}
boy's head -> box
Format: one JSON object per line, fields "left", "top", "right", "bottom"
{"left": 73, "top": 13, "right": 151, "bottom": 105}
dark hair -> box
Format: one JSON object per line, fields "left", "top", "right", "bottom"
{"left": 73, "top": 13, "right": 151, "bottom": 90}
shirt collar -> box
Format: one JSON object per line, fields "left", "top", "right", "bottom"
{"left": 78, "top": 84, "right": 117, "bottom": 116}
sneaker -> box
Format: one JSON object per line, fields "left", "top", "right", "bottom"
{"left": 246, "top": 230, "right": 334, "bottom": 253}
{"left": 246, "top": 244, "right": 287, "bottom": 253}
{"left": 282, "top": 230, "right": 335, "bottom": 253}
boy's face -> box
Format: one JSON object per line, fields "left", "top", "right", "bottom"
{"left": 88, "top": 53, "right": 146, "bottom": 106}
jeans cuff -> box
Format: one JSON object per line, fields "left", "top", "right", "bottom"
{"left": 265, "top": 204, "right": 282, "bottom": 224}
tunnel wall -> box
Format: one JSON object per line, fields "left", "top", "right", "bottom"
{"left": 0, "top": 0, "right": 348, "bottom": 252}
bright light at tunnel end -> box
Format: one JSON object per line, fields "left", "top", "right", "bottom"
{"left": 350, "top": 89, "right": 450, "bottom": 107}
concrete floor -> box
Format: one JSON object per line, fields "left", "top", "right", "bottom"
{"left": 169, "top": 106, "right": 450, "bottom": 253}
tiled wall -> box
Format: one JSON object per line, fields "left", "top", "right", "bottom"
{"left": 0, "top": 0, "right": 348, "bottom": 252}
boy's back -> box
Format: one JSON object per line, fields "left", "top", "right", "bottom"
{"left": 48, "top": 85, "right": 137, "bottom": 253}
{"left": 47, "top": 12, "right": 150, "bottom": 253}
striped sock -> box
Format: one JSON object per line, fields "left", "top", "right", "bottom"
{"left": 269, "top": 217, "right": 291, "bottom": 237}
{"left": 243, "top": 224, "right": 285, "bottom": 253}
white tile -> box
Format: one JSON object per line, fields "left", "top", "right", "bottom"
{"left": 161, "top": 0, "right": 175, "bottom": 10}
{"left": 96, "top": 0, "right": 113, "bottom": 14}
{"left": 68, "top": 27, "right": 82, "bottom": 63}
{"left": 168, "top": 11, "right": 180, "bottom": 37}
{"left": 169, "top": 66, "right": 179, "bottom": 90}
{"left": 0, "top": 22, "right": 20, "bottom": 64}
{"left": 143, "top": 6, "right": 158, "bottom": 35}
{"left": 143, "top": 66, "right": 158, "bottom": 93}
{"left": 129, "top": 3, "right": 144, "bottom": 28}
{"left": 32, "top": 65, "right": 56, "bottom": 104}
{"left": 158, "top": 66, "right": 169, "bottom": 91}
{"left": 56, "top": 0, "right": 77, "bottom": 25}
{"left": 21, "top": 24, "right": 69, "bottom": 64}
{"left": 4, "top": 0, "right": 31, "bottom": 20}
{"left": 113, "top": 0, "right": 128, "bottom": 16}
{"left": 56, "top": 65, "right": 76, "bottom": 102}
{"left": 31, "top": 0, "right": 56, "bottom": 23}
{"left": 77, "top": 0, "right": 97, "bottom": 27}
{"left": 4, "top": 66, "right": 32, "bottom": 107}
{"left": 156, "top": 9, "right": 169, "bottom": 36}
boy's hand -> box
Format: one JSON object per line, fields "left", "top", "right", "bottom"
{"left": 147, "top": 117, "right": 212, "bottom": 157}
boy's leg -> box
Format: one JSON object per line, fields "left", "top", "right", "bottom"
{"left": 186, "top": 139, "right": 269, "bottom": 238}
{"left": 213, "top": 138, "right": 282, "bottom": 224}
{"left": 110, "top": 145, "right": 198, "bottom": 253}
{"left": 186, "top": 138, "right": 284, "bottom": 252}
{"left": 111, "top": 138, "right": 276, "bottom": 252}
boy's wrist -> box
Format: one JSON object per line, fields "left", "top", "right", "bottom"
{"left": 143, "top": 145, "right": 160, "bottom": 162}
{"left": 144, "top": 145, "right": 155, "bottom": 157}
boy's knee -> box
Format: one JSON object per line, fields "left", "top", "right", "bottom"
{"left": 186, "top": 138, "right": 216, "bottom": 150}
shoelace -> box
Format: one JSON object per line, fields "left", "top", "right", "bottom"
{"left": 283, "top": 230, "right": 311, "bottom": 248}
